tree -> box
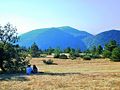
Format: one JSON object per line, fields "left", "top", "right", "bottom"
{"left": 54, "top": 48, "right": 61, "bottom": 58}
{"left": 111, "top": 47, "right": 120, "bottom": 61}
{"left": 0, "top": 43, "right": 5, "bottom": 71}
{"left": 103, "top": 50, "right": 111, "bottom": 58}
{"left": 0, "top": 23, "right": 29, "bottom": 72}
{"left": 69, "top": 48, "right": 76, "bottom": 59}
{"left": 91, "top": 46, "right": 97, "bottom": 55}
{"left": 29, "top": 42, "right": 40, "bottom": 57}
{"left": 64, "top": 47, "right": 71, "bottom": 53}
{"left": 96, "top": 45, "right": 103, "bottom": 54}
{"left": 103, "top": 40, "right": 118, "bottom": 58}
{"left": 84, "top": 49, "right": 90, "bottom": 54}
{"left": 69, "top": 48, "right": 75, "bottom": 56}
{"left": 105, "top": 40, "right": 117, "bottom": 52}
{"left": 46, "top": 47, "right": 54, "bottom": 55}
{"left": 3, "top": 43, "right": 29, "bottom": 72}
{"left": 0, "top": 23, "right": 18, "bottom": 44}
{"left": 74, "top": 48, "right": 81, "bottom": 57}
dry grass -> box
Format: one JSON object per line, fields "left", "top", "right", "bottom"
{"left": 0, "top": 58, "right": 120, "bottom": 90}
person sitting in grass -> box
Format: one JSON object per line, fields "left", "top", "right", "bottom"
{"left": 32, "top": 65, "right": 38, "bottom": 74}
{"left": 26, "top": 64, "right": 33, "bottom": 75}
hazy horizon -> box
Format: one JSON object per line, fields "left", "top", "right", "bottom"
{"left": 0, "top": 0, "right": 120, "bottom": 34}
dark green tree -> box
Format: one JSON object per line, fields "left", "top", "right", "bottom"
{"left": 103, "top": 40, "right": 118, "bottom": 58}
{"left": 64, "top": 47, "right": 71, "bottom": 53}
{"left": 74, "top": 48, "right": 81, "bottom": 57}
{"left": 69, "top": 48, "right": 75, "bottom": 56}
{"left": 47, "top": 47, "right": 54, "bottom": 55}
{"left": 0, "top": 23, "right": 29, "bottom": 72}
{"left": 84, "top": 49, "right": 90, "bottom": 54}
{"left": 29, "top": 42, "right": 40, "bottom": 57}
{"left": 105, "top": 40, "right": 117, "bottom": 52}
{"left": 111, "top": 47, "right": 120, "bottom": 61}
{"left": 103, "top": 50, "right": 111, "bottom": 58}
{"left": 96, "top": 45, "right": 103, "bottom": 54}
{"left": 69, "top": 48, "right": 76, "bottom": 59}
{"left": 54, "top": 48, "right": 61, "bottom": 58}
{"left": 91, "top": 46, "right": 97, "bottom": 55}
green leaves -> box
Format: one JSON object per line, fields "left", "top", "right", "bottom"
{"left": 111, "top": 47, "right": 120, "bottom": 61}
{"left": 0, "top": 23, "right": 29, "bottom": 73}
{"left": 29, "top": 42, "right": 40, "bottom": 57}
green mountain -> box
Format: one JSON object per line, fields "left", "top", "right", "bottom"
{"left": 84, "top": 30, "right": 120, "bottom": 48}
{"left": 17, "top": 27, "right": 120, "bottom": 50}
{"left": 18, "top": 26, "right": 92, "bottom": 50}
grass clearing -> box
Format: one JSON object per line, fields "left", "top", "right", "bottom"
{"left": 0, "top": 58, "right": 120, "bottom": 90}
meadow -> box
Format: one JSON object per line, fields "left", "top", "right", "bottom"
{"left": 0, "top": 58, "right": 120, "bottom": 90}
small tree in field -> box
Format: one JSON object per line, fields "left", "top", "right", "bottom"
{"left": 103, "top": 40, "right": 118, "bottom": 58}
{"left": 96, "top": 45, "right": 103, "bottom": 54}
{"left": 54, "top": 48, "right": 61, "bottom": 58}
{"left": 103, "top": 50, "right": 111, "bottom": 58}
{"left": 91, "top": 46, "right": 97, "bottom": 55}
{"left": 104, "top": 40, "right": 118, "bottom": 52}
{"left": 29, "top": 42, "right": 40, "bottom": 57}
{"left": 46, "top": 47, "right": 54, "bottom": 55}
{"left": 64, "top": 47, "right": 71, "bottom": 53}
{"left": 0, "top": 23, "right": 29, "bottom": 73}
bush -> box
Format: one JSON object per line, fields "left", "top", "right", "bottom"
{"left": 43, "top": 59, "right": 53, "bottom": 65}
{"left": 0, "top": 43, "right": 30, "bottom": 73}
{"left": 59, "top": 54, "right": 68, "bottom": 59}
{"left": 83, "top": 55, "right": 91, "bottom": 60}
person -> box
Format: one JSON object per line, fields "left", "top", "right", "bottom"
{"left": 32, "top": 65, "right": 38, "bottom": 74}
{"left": 26, "top": 64, "right": 33, "bottom": 75}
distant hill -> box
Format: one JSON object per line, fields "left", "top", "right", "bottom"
{"left": 84, "top": 30, "right": 120, "bottom": 48}
{"left": 17, "top": 27, "right": 120, "bottom": 50}
{"left": 18, "top": 26, "right": 92, "bottom": 50}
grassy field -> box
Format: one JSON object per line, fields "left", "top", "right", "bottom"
{"left": 0, "top": 58, "right": 120, "bottom": 90}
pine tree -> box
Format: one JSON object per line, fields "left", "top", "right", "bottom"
{"left": 29, "top": 42, "right": 40, "bottom": 57}
{"left": 54, "top": 48, "right": 61, "bottom": 58}
{"left": 96, "top": 45, "right": 103, "bottom": 54}
{"left": 111, "top": 47, "right": 120, "bottom": 61}
{"left": 103, "top": 40, "right": 118, "bottom": 58}
{"left": 64, "top": 47, "right": 71, "bottom": 53}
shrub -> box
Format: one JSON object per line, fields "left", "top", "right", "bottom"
{"left": 43, "top": 59, "right": 53, "bottom": 65}
{"left": 83, "top": 55, "right": 91, "bottom": 60}
{"left": 59, "top": 54, "right": 68, "bottom": 59}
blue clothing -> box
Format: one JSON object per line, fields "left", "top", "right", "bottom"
{"left": 26, "top": 67, "right": 32, "bottom": 75}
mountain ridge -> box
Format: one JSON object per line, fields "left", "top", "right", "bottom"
{"left": 17, "top": 26, "right": 120, "bottom": 50}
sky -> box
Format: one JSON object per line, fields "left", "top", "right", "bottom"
{"left": 0, "top": 0, "right": 120, "bottom": 35}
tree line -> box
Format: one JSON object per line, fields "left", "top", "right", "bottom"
{"left": 29, "top": 40, "right": 120, "bottom": 61}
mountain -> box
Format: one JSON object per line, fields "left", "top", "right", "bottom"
{"left": 17, "top": 27, "right": 120, "bottom": 51}
{"left": 58, "top": 26, "right": 92, "bottom": 38}
{"left": 18, "top": 26, "right": 92, "bottom": 50}
{"left": 84, "top": 30, "right": 120, "bottom": 48}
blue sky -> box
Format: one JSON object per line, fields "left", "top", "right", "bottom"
{"left": 0, "top": 0, "right": 120, "bottom": 34}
